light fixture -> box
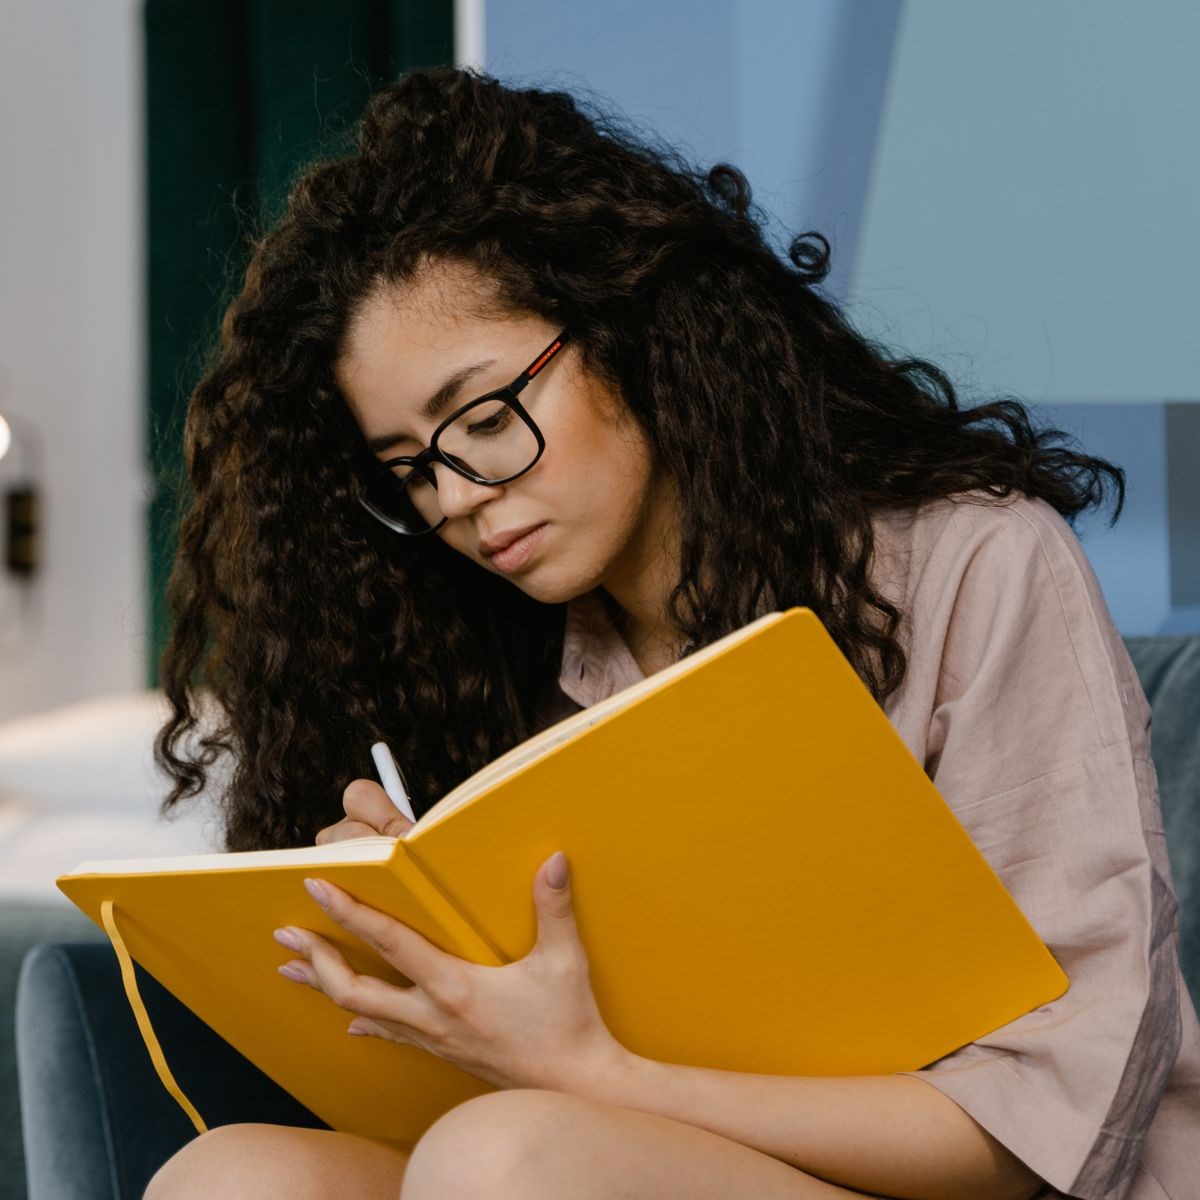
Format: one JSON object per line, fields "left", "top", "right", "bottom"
{"left": 0, "top": 413, "right": 11, "bottom": 463}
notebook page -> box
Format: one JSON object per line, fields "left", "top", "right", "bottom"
{"left": 65, "top": 835, "right": 398, "bottom": 876}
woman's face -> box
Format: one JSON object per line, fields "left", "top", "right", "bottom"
{"left": 335, "top": 261, "right": 671, "bottom": 606}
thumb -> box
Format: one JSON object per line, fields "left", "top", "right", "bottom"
{"left": 533, "top": 851, "right": 579, "bottom": 952}
{"left": 342, "top": 778, "right": 414, "bottom": 838}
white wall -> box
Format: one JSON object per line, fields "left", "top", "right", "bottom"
{"left": 0, "top": 0, "right": 146, "bottom": 722}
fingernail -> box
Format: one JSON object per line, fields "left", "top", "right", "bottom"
{"left": 347, "top": 1022, "right": 368, "bottom": 1037}
{"left": 273, "top": 927, "right": 303, "bottom": 951}
{"left": 546, "top": 851, "right": 569, "bottom": 889}
{"left": 278, "top": 963, "right": 308, "bottom": 983}
{"left": 304, "top": 878, "right": 331, "bottom": 908}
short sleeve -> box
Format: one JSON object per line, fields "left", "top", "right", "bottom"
{"left": 888, "top": 497, "right": 1184, "bottom": 1200}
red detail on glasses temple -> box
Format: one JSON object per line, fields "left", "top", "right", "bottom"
{"left": 527, "top": 340, "right": 563, "bottom": 378}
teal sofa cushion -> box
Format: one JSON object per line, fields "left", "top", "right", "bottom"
{"left": 0, "top": 904, "right": 103, "bottom": 1200}
{"left": 1124, "top": 636, "right": 1200, "bottom": 1010}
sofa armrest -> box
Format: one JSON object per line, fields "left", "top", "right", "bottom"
{"left": 15, "top": 942, "right": 325, "bottom": 1200}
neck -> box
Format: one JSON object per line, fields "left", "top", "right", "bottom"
{"left": 600, "top": 473, "right": 686, "bottom": 675}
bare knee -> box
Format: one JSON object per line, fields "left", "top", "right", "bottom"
{"left": 143, "top": 1121, "right": 409, "bottom": 1200}
{"left": 400, "top": 1090, "right": 591, "bottom": 1200}
{"left": 144, "top": 1124, "right": 287, "bottom": 1200}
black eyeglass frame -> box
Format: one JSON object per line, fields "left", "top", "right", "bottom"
{"left": 358, "top": 328, "right": 573, "bottom": 535}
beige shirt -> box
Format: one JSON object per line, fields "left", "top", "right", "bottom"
{"left": 551, "top": 491, "right": 1200, "bottom": 1200}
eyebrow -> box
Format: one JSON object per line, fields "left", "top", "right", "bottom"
{"left": 364, "top": 358, "right": 498, "bottom": 454}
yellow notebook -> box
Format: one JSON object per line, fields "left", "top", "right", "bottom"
{"left": 58, "top": 607, "right": 1067, "bottom": 1146}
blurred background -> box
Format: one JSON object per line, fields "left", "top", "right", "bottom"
{"left": 0, "top": 5, "right": 1197, "bottom": 1192}
{"left": 0, "top": 0, "right": 1197, "bottom": 886}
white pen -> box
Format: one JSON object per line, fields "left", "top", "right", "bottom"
{"left": 370, "top": 741, "right": 418, "bottom": 827}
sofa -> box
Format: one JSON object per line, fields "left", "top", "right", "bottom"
{"left": 2, "top": 636, "right": 1198, "bottom": 1200}
{"left": 0, "top": 692, "right": 218, "bottom": 1200}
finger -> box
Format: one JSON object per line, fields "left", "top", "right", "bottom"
{"left": 303, "top": 878, "right": 456, "bottom": 1003}
{"left": 315, "top": 819, "right": 385, "bottom": 846}
{"left": 347, "top": 1016, "right": 409, "bottom": 1044}
{"left": 342, "top": 778, "right": 415, "bottom": 838}
{"left": 532, "top": 852, "right": 584, "bottom": 963}
{"left": 277, "top": 928, "right": 431, "bottom": 1028}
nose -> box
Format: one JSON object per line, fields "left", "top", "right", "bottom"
{"left": 432, "top": 462, "right": 500, "bottom": 521}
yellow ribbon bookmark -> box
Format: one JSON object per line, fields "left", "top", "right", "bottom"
{"left": 100, "top": 899, "right": 208, "bottom": 1134}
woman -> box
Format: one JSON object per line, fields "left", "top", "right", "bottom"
{"left": 146, "top": 66, "right": 1198, "bottom": 1199}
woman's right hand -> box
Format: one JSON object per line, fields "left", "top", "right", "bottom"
{"left": 315, "top": 778, "right": 415, "bottom": 844}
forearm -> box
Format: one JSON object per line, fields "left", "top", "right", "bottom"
{"left": 569, "top": 1050, "right": 1043, "bottom": 1200}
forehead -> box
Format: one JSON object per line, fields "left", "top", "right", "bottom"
{"left": 335, "top": 262, "right": 533, "bottom": 398}
{"left": 342, "top": 261, "right": 495, "bottom": 360}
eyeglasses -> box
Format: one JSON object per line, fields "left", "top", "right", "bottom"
{"left": 358, "top": 329, "right": 572, "bottom": 535}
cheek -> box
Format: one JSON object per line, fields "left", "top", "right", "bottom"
{"left": 590, "top": 431, "right": 655, "bottom": 532}
{"left": 439, "top": 527, "right": 475, "bottom": 560}
{"left": 544, "top": 401, "right": 652, "bottom": 515}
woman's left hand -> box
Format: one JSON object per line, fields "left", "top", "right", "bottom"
{"left": 272, "top": 851, "right": 629, "bottom": 1093}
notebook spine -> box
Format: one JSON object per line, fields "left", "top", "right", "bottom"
{"left": 394, "top": 840, "right": 509, "bottom": 965}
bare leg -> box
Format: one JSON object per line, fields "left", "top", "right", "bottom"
{"left": 142, "top": 1123, "right": 411, "bottom": 1200}
{"left": 400, "top": 1089, "right": 890, "bottom": 1199}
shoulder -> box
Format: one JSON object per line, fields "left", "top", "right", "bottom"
{"left": 869, "top": 488, "right": 1114, "bottom": 645}
{"left": 871, "top": 488, "right": 1080, "bottom": 588}
{"left": 871, "top": 488, "right": 1147, "bottom": 761}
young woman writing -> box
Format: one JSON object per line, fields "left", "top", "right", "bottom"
{"left": 144, "top": 66, "right": 1198, "bottom": 1200}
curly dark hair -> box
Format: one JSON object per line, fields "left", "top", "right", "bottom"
{"left": 155, "top": 65, "right": 1125, "bottom": 851}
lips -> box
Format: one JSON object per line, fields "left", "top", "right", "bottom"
{"left": 480, "top": 523, "right": 545, "bottom": 559}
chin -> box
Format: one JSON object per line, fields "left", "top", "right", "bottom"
{"left": 505, "top": 577, "right": 582, "bottom": 606}
{"left": 499, "top": 562, "right": 604, "bottom": 607}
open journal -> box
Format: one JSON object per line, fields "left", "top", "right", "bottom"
{"left": 58, "top": 606, "right": 1068, "bottom": 1147}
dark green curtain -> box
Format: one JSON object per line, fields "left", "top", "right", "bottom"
{"left": 144, "top": 0, "right": 453, "bottom": 684}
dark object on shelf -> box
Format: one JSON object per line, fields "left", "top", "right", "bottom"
{"left": 4, "top": 487, "right": 38, "bottom": 580}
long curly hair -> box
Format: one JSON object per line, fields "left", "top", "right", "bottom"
{"left": 156, "top": 65, "right": 1125, "bottom": 850}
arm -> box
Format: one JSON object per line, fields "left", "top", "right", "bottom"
{"left": 284, "top": 857, "right": 1045, "bottom": 1200}
{"left": 570, "top": 1049, "right": 1044, "bottom": 1200}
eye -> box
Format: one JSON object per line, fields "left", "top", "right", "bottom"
{"left": 465, "top": 405, "right": 513, "bottom": 437}
{"left": 388, "top": 462, "right": 434, "bottom": 492}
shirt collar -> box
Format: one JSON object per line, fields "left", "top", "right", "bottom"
{"left": 557, "top": 588, "right": 646, "bottom": 708}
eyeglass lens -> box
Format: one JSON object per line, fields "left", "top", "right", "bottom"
{"left": 364, "top": 396, "right": 542, "bottom": 532}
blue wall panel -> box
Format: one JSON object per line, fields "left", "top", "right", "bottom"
{"left": 484, "top": 1, "right": 1193, "bottom": 636}
{"left": 1032, "top": 403, "right": 1171, "bottom": 635}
